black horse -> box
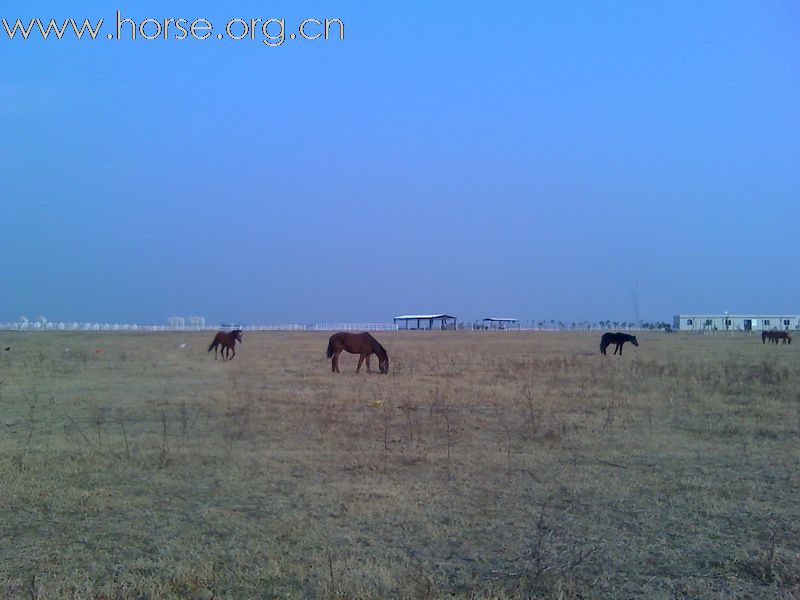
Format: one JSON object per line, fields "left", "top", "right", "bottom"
{"left": 600, "top": 332, "right": 638, "bottom": 355}
{"left": 762, "top": 330, "right": 792, "bottom": 344}
{"left": 765, "top": 330, "right": 792, "bottom": 345}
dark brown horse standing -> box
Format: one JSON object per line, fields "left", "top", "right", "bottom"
{"left": 765, "top": 330, "right": 792, "bottom": 345}
{"left": 326, "top": 332, "right": 389, "bottom": 374}
{"left": 208, "top": 329, "right": 243, "bottom": 360}
{"left": 600, "top": 332, "right": 638, "bottom": 355}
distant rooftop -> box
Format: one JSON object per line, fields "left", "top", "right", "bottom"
{"left": 482, "top": 317, "right": 518, "bottom": 322}
{"left": 676, "top": 313, "right": 799, "bottom": 317}
{"left": 394, "top": 314, "right": 456, "bottom": 320}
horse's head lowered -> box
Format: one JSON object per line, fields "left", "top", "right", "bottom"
{"left": 378, "top": 356, "right": 389, "bottom": 374}
{"left": 630, "top": 336, "right": 639, "bottom": 347}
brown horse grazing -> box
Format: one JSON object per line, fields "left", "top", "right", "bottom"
{"left": 326, "top": 332, "right": 389, "bottom": 374}
{"left": 208, "top": 329, "right": 243, "bottom": 360}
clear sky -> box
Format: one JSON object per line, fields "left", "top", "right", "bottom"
{"left": 2, "top": 1, "right": 799, "bottom": 325}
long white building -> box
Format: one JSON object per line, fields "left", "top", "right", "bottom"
{"left": 674, "top": 314, "right": 800, "bottom": 332}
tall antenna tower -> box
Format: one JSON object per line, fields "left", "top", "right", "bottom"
{"left": 631, "top": 282, "right": 641, "bottom": 326}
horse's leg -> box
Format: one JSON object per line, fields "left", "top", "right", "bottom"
{"left": 356, "top": 354, "right": 365, "bottom": 373}
{"left": 366, "top": 355, "right": 372, "bottom": 373}
{"left": 332, "top": 350, "right": 340, "bottom": 373}
{"left": 230, "top": 345, "right": 236, "bottom": 360}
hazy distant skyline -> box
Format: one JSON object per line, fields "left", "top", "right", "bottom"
{"left": 3, "top": 1, "right": 799, "bottom": 325}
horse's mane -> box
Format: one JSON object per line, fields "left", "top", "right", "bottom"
{"left": 365, "top": 332, "right": 387, "bottom": 357}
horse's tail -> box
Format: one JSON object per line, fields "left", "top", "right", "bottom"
{"left": 599, "top": 336, "right": 607, "bottom": 354}
{"left": 208, "top": 340, "right": 217, "bottom": 352}
{"left": 325, "top": 337, "right": 334, "bottom": 359}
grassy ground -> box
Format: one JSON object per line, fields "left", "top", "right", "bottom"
{"left": 0, "top": 330, "right": 797, "bottom": 599}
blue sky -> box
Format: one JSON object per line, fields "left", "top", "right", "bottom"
{"left": 2, "top": 1, "right": 799, "bottom": 324}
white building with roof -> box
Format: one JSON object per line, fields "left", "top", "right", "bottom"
{"left": 482, "top": 317, "right": 520, "bottom": 330}
{"left": 394, "top": 314, "right": 457, "bottom": 330}
{"left": 674, "top": 314, "right": 800, "bottom": 332}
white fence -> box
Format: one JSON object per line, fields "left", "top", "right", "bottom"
{"left": 307, "top": 323, "right": 397, "bottom": 331}
{"left": 0, "top": 321, "right": 666, "bottom": 333}
{"left": 0, "top": 321, "right": 397, "bottom": 332}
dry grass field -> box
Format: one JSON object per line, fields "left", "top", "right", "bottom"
{"left": 0, "top": 330, "right": 798, "bottom": 599}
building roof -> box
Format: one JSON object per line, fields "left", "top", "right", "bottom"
{"left": 394, "top": 314, "right": 457, "bottom": 320}
{"left": 677, "top": 314, "right": 799, "bottom": 318}
{"left": 482, "top": 317, "right": 518, "bottom": 322}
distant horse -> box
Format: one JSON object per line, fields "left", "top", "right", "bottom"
{"left": 762, "top": 330, "right": 791, "bottom": 344}
{"left": 772, "top": 331, "right": 792, "bottom": 345}
{"left": 600, "top": 332, "right": 638, "bottom": 356}
{"left": 208, "top": 329, "right": 243, "bottom": 360}
{"left": 326, "top": 332, "right": 389, "bottom": 374}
